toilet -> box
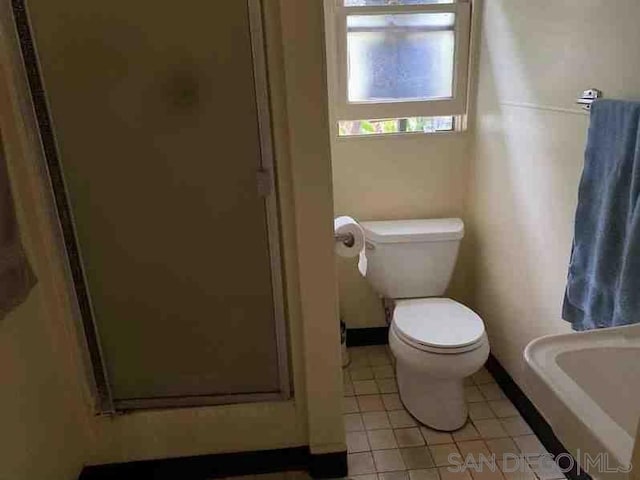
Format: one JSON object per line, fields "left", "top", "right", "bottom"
{"left": 360, "top": 218, "right": 490, "bottom": 431}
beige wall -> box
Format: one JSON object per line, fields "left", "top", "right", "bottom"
{"left": 332, "top": 134, "right": 473, "bottom": 327}
{"left": 0, "top": 3, "right": 96, "bottom": 478}
{"left": 87, "top": 0, "right": 344, "bottom": 464}
{"left": 1, "top": 0, "right": 343, "bottom": 474}
{"left": 326, "top": 0, "right": 484, "bottom": 328}
{"left": 467, "top": 0, "right": 640, "bottom": 393}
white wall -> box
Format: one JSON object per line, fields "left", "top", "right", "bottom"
{"left": 467, "top": 0, "right": 640, "bottom": 391}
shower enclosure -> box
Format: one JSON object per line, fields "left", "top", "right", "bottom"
{"left": 14, "top": 0, "right": 289, "bottom": 412}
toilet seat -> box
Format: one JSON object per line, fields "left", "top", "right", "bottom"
{"left": 392, "top": 298, "right": 486, "bottom": 354}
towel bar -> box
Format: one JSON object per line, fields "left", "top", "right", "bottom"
{"left": 576, "top": 88, "right": 603, "bottom": 111}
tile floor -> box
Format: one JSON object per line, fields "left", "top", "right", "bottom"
{"left": 343, "top": 346, "right": 565, "bottom": 480}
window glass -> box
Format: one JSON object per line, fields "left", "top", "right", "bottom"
{"left": 344, "top": 0, "right": 455, "bottom": 6}
{"left": 347, "top": 13, "right": 455, "bottom": 102}
{"left": 338, "top": 116, "right": 454, "bottom": 136}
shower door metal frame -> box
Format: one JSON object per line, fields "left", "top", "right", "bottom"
{"left": 12, "top": 0, "right": 290, "bottom": 414}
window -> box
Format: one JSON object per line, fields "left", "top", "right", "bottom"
{"left": 326, "top": 0, "right": 471, "bottom": 136}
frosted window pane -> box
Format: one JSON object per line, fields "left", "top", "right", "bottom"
{"left": 344, "top": 0, "right": 454, "bottom": 6}
{"left": 347, "top": 13, "right": 455, "bottom": 102}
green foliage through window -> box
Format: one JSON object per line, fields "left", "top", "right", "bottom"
{"left": 338, "top": 116, "right": 454, "bottom": 136}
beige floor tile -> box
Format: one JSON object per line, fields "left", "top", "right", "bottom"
{"left": 344, "top": 396, "right": 360, "bottom": 414}
{"left": 488, "top": 400, "right": 519, "bottom": 418}
{"left": 379, "top": 472, "right": 409, "bottom": 480}
{"left": 373, "top": 449, "right": 407, "bottom": 472}
{"left": 409, "top": 469, "right": 440, "bottom": 480}
{"left": 395, "top": 428, "right": 426, "bottom": 447}
{"left": 469, "top": 466, "right": 505, "bottom": 480}
{"left": 472, "top": 368, "right": 495, "bottom": 385}
{"left": 369, "top": 352, "right": 393, "bottom": 367}
{"left": 350, "top": 356, "right": 372, "bottom": 368}
{"left": 464, "top": 377, "right": 475, "bottom": 386}
{"left": 358, "top": 395, "right": 386, "bottom": 412}
{"left": 472, "top": 419, "right": 509, "bottom": 439}
{"left": 421, "top": 427, "right": 454, "bottom": 446}
{"left": 350, "top": 347, "right": 372, "bottom": 361}
{"left": 345, "top": 413, "right": 365, "bottom": 432}
{"left": 512, "top": 436, "right": 547, "bottom": 457}
{"left": 368, "top": 429, "right": 399, "bottom": 450}
{"left": 351, "top": 367, "right": 375, "bottom": 381}
{"left": 456, "top": 440, "right": 491, "bottom": 462}
{"left": 468, "top": 403, "right": 496, "bottom": 421}
{"left": 345, "top": 382, "right": 356, "bottom": 397}
{"left": 478, "top": 384, "right": 506, "bottom": 402}
{"left": 401, "top": 447, "right": 435, "bottom": 469}
{"left": 374, "top": 365, "right": 396, "bottom": 379}
{"left": 349, "top": 431, "right": 372, "bottom": 453}
{"left": 438, "top": 466, "right": 472, "bottom": 480}
{"left": 485, "top": 438, "right": 520, "bottom": 459}
{"left": 367, "top": 345, "right": 390, "bottom": 355}
{"left": 377, "top": 379, "right": 399, "bottom": 394}
{"left": 382, "top": 394, "right": 404, "bottom": 411}
{"left": 389, "top": 409, "right": 417, "bottom": 428}
{"left": 499, "top": 467, "right": 536, "bottom": 480}
{"left": 355, "top": 380, "right": 380, "bottom": 396}
{"left": 498, "top": 457, "right": 534, "bottom": 480}
{"left": 350, "top": 475, "right": 379, "bottom": 480}
{"left": 464, "top": 386, "right": 485, "bottom": 403}
{"left": 349, "top": 452, "right": 377, "bottom": 475}
{"left": 452, "top": 422, "right": 480, "bottom": 442}
{"left": 363, "top": 411, "right": 392, "bottom": 430}
{"left": 498, "top": 417, "right": 532, "bottom": 437}
{"left": 526, "top": 457, "right": 565, "bottom": 480}
{"left": 429, "top": 444, "right": 461, "bottom": 466}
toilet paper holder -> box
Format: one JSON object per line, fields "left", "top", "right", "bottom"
{"left": 335, "top": 233, "right": 355, "bottom": 248}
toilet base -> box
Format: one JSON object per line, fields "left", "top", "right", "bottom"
{"left": 396, "top": 362, "right": 468, "bottom": 431}
{"left": 389, "top": 325, "right": 490, "bottom": 432}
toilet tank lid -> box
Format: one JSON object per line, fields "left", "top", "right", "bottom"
{"left": 360, "top": 218, "right": 464, "bottom": 244}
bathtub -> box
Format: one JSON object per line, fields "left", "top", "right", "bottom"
{"left": 524, "top": 323, "right": 640, "bottom": 480}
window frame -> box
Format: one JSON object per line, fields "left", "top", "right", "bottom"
{"left": 331, "top": 0, "right": 472, "bottom": 122}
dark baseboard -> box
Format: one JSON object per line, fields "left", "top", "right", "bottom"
{"left": 308, "top": 451, "right": 348, "bottom": 479}
{"left": 486, "top": 354, "right": 592, "bottom": 480}
{"left": 79, "top": 447, "right": 347, "bottom": 480}
{"left": 346, "top": 327, "right": 389, "bottom": 347}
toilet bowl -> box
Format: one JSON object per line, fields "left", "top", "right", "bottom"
{"left": 359, "top": 218, "right": 490, "bottom": 431}
{"left": 389, "top": 298, "right": 489, "bottom": 431}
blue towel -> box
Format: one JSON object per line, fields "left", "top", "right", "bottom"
{"left": 563, "top": 99, "right": 640, "bottom": 331}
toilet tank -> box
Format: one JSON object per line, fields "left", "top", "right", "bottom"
{"left": 360, "top": 218, "right": 464, "bottom": 299}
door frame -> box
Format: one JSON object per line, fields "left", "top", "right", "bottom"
{"left": 11, "top": 0, "right": 290, "bottom": 413}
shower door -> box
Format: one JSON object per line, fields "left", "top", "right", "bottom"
{"left": 18, "top": 0, "right": 288, "bottom": 410}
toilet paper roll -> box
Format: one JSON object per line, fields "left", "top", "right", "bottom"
{"left": 334, "top": 216, "right": 367, "bottom": 276}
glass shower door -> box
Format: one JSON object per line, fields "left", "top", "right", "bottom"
{"left": 18, "top": 0, "right": 288, "bottom": 410}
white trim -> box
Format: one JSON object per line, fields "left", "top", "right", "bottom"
{"left": 248, "top": 0, "right": 291, "bottom": 401}
{"left": 330, "top": 0, "right": 471, "bottom": 122}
